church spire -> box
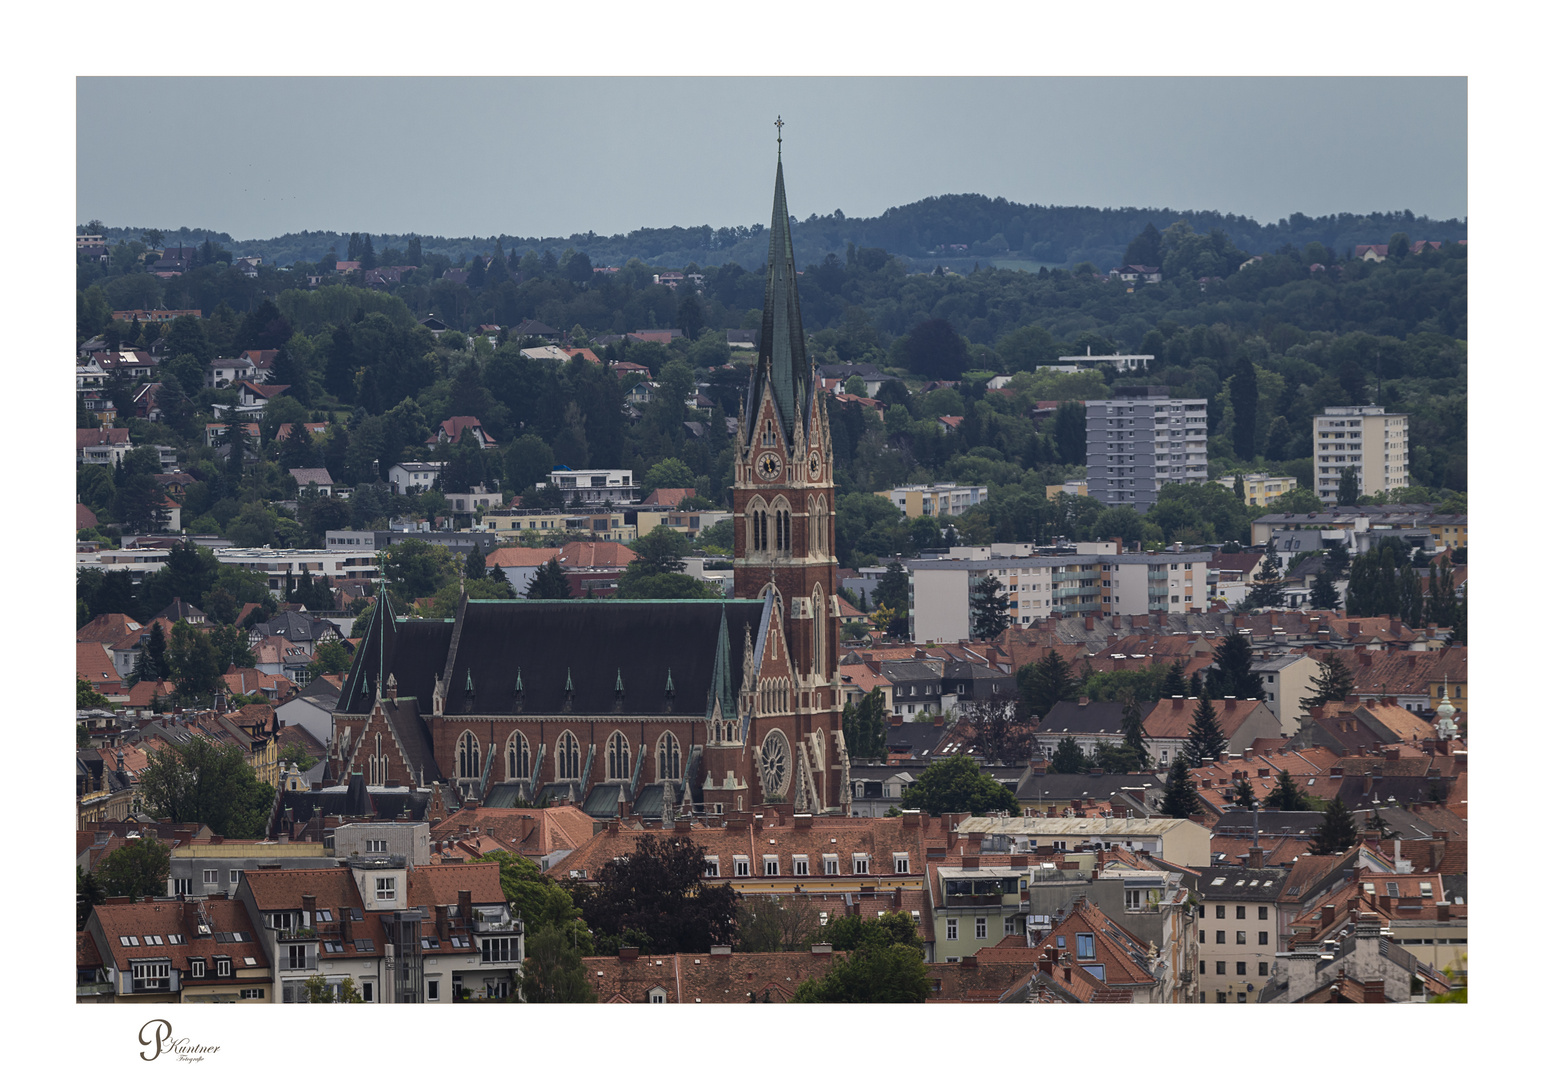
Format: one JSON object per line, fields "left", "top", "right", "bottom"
{"left": 748, "top": 127, "right": 811, "bottom": 444}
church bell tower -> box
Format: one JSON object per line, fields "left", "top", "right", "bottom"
{"left": 730, "top": 121, "right": 846, "bottom": 812}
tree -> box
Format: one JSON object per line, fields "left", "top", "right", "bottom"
{"left": 1308, "top": 566, "right": 1342, "bottom": 610}
{"left": 77, "top": 677, "right": 111, "bottom": 709}
{"left": 1184, "top": 693, "right": 1228, "bottom": 765}
{"left": 521, "top": 925, "right": 598, "bottom": 1003}
{"left": 630, "top": 524, "right": 691, "bottom": 576}
{"left": 894, "top": 317, "right": 969, "bottom": 381}
{"left": 304, "top": 973, "right": 361, "bottom": 1003}
{"left": 1118, "top": 694, "right": 1150, "bottom": 769}
{"left": 476, "top": 852, "right": 591, "bottom": 944}
{"left": 1300, "top": 654, "right": 1354, "bottom": 713}
{"left": 137, "top": 738, "right": 276, "bottom": 838}
{"left": 78, "top": 866, "right": 106, "bottom": 928}
{"left": 1245, "top": 540, "right": 1286, "bottom": 609}
{"left": 1018, "top": 650, "right": 1080, "bottom": 720}
{"left": 791, "top": 938, "right": 930, "bottom": 1003}
{"left": 1232, "top": 358, "right": 1259, "bottom": 460}
{"left": 969, "top": 574, "right": 1011, "bottom": 640}
{"left": 383, "top": 538, "right": 459, "bottom": 606}
{"left": 1337, "top": 466, "right": 1361, "bottom": 506}
{"left": 1231, "top": 776, "right": 1256, "bottom": 808}
{"left": 1311, "top": 796, "right": 1359, "bottom": 855}
{"left": 842, "top": 688, "right": 889, "bottom": 760}
{"left": 963, "top": 694, "right": 1033, "bottom": 765}
{"left": 524, "top": 558, "right": 572, "bottom": 599}
{"left": 574, "top": 834, "right": 738, "bottom": 955}
{"left": 737, "top": 895, "right": 824, "bottom": 953}
{"left": 464, "top": 539, "right": 487, "bottom": 581}
{"left": 1161, "top": 757, "right": 1201, "bottom": 818}
{"left": 1162, "top": 659, "right": 1188, "bottom": 697}
{"left": 1049, "top": 735, "right": 1090, "bottom": 775}
{"left": 1207, "top": 631, "right": 1264, "bottom": 699}
{"left": 99, "top": 835, "right": 172, "bottom": 899}
{"left": 899, "top": 753, "right": 1019, "bottom": 815}
{"left": 874, "top": 560, "right": 909, "bottom": 612}
{"left": 166, "top": 620, "right": 222, "bottom": 705}
{"left": 308, "top": 639, "right": 351, "bottom": 677}
{"left": 1263, "top": 770, "right": 1310, "bottom": 812}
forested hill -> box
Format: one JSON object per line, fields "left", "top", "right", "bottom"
{"left": 82, "top": 196, "right": 1467, "bottom": 272}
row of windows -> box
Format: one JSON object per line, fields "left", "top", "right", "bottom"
{"left": 1199, "top": 961, "right": 1271, "bottom": 977}
{"left": 454, "top": 730, "right": 682, "bottom": 783}
{"left": 1200, "top": 905, "right": 1270, "bottom": 920}
{"left": 704, "top": 852, "right": 908, "bottom": 877}
{"left": 1200, "top": 930, "right": 1271, "bottom": 945}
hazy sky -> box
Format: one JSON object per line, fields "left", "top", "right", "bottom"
{"left": 77, "top": 77, "right": 1465, "bottom": 240}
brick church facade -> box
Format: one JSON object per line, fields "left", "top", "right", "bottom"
{"left": 325, "top": 146, "right": 850, "bottom": 819}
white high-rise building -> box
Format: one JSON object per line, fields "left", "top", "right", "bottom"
{"left": 1312, "top": 406, "right": 1410, "bottom": 501}
{"left": 1085, "top": 386, "right": 1208, "bottom": 512}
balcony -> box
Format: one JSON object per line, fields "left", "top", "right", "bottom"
{"left": 474, "top": 914, "right": 521, "bottom": 934}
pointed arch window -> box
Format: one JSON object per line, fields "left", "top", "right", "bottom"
{"left": 509, "top": 732, "right": 530, "bottom": 780}
{"left": 457, "top": 731, "right": 480, "bottom": 780}
{"left": 557, "top": 731, "right": 581, "bottom": 781}
{"left": 812, "top": 584, "right": 825, "bottom": 677}
{"left": 607, "top": 732, "right": 630, "bottom": 780}
{"left": 658, "top": 732, "right": 681, "bottom": 781}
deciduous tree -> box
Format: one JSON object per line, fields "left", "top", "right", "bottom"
{"left": 899, "top": 753, "right": 1019, "bottom": 815}
{"left": 99, "top": 835, "right": 172, "bottom": 899}
{"left": 573, "top": 834, "right": 738, "bottom": 956}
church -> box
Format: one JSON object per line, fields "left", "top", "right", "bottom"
{"left": 325, "top": 142, "right": 850, "bottom": 819}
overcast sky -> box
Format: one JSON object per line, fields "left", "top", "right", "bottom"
{"left": 76, "top": 77, "right": 1465, "bottom": 241}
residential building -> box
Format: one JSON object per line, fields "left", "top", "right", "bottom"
{"left": 877, "top": 483, "right": 989, "bottom": 519}
{"left": 579, "top": 945, "right": 838, "bottom": 1003}
{"left": 540, "top": 466, "right": 640, "bottom": 506}
{"left": 83, "top": 897, "right": 273, "bottom": 1003}
{"left": 1085, "top": 386, "right": 1208, "bottom": 511}
{"left": 1312, "top": 406, "right": 1410, "bottom": 501}
{"left": 235, "top": 858, "right": 521, "bottom": 1002}
{"left": 955, "top": 815, "right": 1212, "bottom": 868}
{"left": 388, "top": 461, "right": 444, "bottom": 494}
{"left": 168, "top": 839, "right": 335, "bottom": 900}
{"left": 907, "top": 543, "right": 1212, "bottom": 642}
{"left": 1215, "top": 474, "right": 1298, "bottom": 507}
{"left": 431, "top": 416, "right": 498, "bottom": 449}
{"left": 77, "top": 426, "right": 133, "bottom": 466}
{"left": 1192, "top": 867, "right": 1288, "bottom": 1002}
{"left": 1056, "top": 351, "right": 1153, "bottom": 371}
{"left": 1254, "top": 652, "right": 1319, "bottom": 734}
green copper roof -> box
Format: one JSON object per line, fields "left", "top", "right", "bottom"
{"left": 749, "top": 151, "right": 811, "bottom": 443}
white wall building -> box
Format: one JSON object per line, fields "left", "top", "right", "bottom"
{"left": 1312, "top": 406, "right": 1410, "bottom": 501}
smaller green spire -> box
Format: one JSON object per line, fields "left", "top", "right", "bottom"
{"left": 665, "top": 668, "right": 675, "bottom": 693}
{"left": 465, "top": 668, "right": 475, "bottom": 693}
{"left": 565, "top": 668, "right": 573, "bottom": 692}
{"left": 515, "top": 667, "right": 524, "bottom": 692}
{"left": 615, "top": 668, "right": 625, "bottom": 692}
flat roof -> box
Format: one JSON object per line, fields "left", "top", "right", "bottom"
{"left": 957, "top": 817, "right": 1201, "bottom": 836}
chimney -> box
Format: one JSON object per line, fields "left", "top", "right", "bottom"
{"left": 961, "top": 955, "right": 978, "bottom": 969}
{"left": 793, "top": 814, "right": 812, "bottom": 830}
{"left": 436, "top": 903, "right": 450, "bottom": 941}
{"left": 675, "top": 820, "right": 692, "bottom": 834}
{"left": 1430, "top": 831, "right": 1447, "bottom": 870}
{"left": 1384, "top": 748, "right": 1400, "bottom": 762}
{"left": 962, "top": 855, "right": 980, "bottom": 870}
{"left": 339, "top": 906, "right": 354, "bottom": 942}
{"left": 1330, "top": 766, "right": 1343, "bottom": 777}
{"left": 302, "top": 894, "right": 317, "bottom": 924}
{"left": 607, "top": 819, "right": 620, "bottom": 835}
{"left": 1320, "top": 903, "right": 1335, "bottom": 927}
{"left": 1363, "top": 979, "right": 1386, "bottom": 1003}
{"left": 618, "top": 946, "right": 639, "bottom": 962}
{"left": 901, "top": 809, "right": 921, "bottom": 829}
{"left": 1435, "top": 902, "right": 1450, "bottom": 923}
{"left": 457, "top": 888, "right": 472, "bottom": 919}
{"left": 1248, "top": 846, "right": 1264, "bottom": 870}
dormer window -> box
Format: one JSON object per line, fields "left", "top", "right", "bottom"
{"left": 189, "top": 958, "right": 205, "bottom": 978}
{"left": 853, "top": 853, "right": 870, "bottom": 875}
{"left": 733, "top": 856, "right": 750, "bottom": 877}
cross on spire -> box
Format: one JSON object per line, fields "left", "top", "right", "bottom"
{"left": 775, "top": 115, "right": 783, "bottom": 158}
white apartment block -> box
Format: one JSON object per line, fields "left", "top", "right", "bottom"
{"left": 541, "top": 467, "right": 641, "bottom": 505}
{"left": 1313, "top": 406, "right": 1410, "bottom": 501}
{"left": 878, "top": 483, "right": 989, "bottom": 519}
{"left": 1086, "top": 387, "right": 1208, "bottom": 512}
{"left": 907, "top": 543, "right": 1211, "bottom": 643}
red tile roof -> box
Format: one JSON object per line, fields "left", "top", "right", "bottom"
{"left": 89, "top": 898, "right": 270, "bottom": 980}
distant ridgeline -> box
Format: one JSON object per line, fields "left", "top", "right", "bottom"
{"left": 81, "top": 196, "right": 1467, "bottom": 272}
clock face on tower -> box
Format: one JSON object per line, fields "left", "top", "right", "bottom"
{"left": 757, "top": 452, "right": 783, "bottom": 482}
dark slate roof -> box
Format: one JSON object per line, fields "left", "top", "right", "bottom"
{"left": 482, "top": 781, "right": 536, "bottom": 808}
{"left": 337, "top": 592, "right": 454, "bottom": 715}
{"left": 440, "top": 599, "right": 766, "bottom": 718}
{"left": 277, "top": 788, "right": 432, "bottom": 826}
{"left": 1014, "top": 771, "right": 1165, "bottom": 802}
{"left": 886, "top": 722, "right": 948, "bottom": 756}
{"left": 582, "top": 783, "right": 624, "bottom": 818}
{"left": 1037, "top": 700, "right": 1155, "bottom": 736}
{"left": 746, "top": 155, "right": 814, "bottom": 445}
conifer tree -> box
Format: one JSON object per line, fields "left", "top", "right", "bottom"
{"left": 1185, "top": 692, "right": 1227, "bottom": 765}
{"left": 1311, "top": 796, "right": 1359, "bottom": 854}
{"left": 465, "top": 539, "right": 486, "bottom": 581}
{"left": 1300, "top": 653, "right": 1354, "bottom": 713}
{"left": 1119, "top": 694, "right": 1150, "bottom": 769}
{"left": 1162, "top": 659, "right": 1188, "bottom": 697}
{"left": 1231, "top": 776, "right": 1256, "bottom": 808}
{"left": 524, "top": 557, "right": 571, "bottom": 599}
{"left": 1245, "top": 540, "right": 1285, "bottom": 609}
{"left": 969, "top": 575, "right": 1011, "bottom": 640}
{"left": 1263, "top": 769, "right": 1310, "bottom": 812}
{"left": 1162, "top": 757, "right": 1200, "bottom": 818}
{"left": 1049, "top": 736, "right": 1090, "bottom": 775}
